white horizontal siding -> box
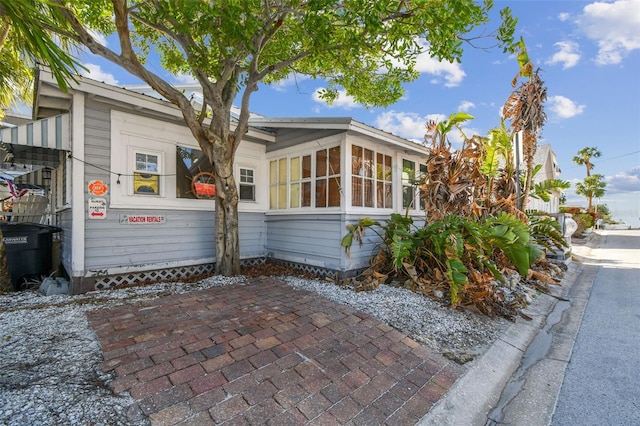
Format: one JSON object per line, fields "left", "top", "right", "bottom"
{"left": 266, "top": 214, "right": 344, "bottom": 270}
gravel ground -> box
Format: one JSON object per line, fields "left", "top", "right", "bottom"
{"left": 0, "top": 271, "right": 517, "bottom": 425}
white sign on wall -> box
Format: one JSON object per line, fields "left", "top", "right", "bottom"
{"left": 88, "top": 198, "right": 107, "bottom": 219}
{"left": 119, "top": 214, "right": 166, "bottom": 224}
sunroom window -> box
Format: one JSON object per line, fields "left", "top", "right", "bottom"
{"left": 289, "top": 155, "right": 311, "bottom": 208}
{"left": 269, "top": 146, "right": 341, "bottom": 210}
{"left": 402, "top": 159, "right": 426, "bottom": 210}
{"left": 316, "top": 146, "right": 341, "bottom": 207}
{"left": 351, "top": 145, "right": 392, "bottom": 208}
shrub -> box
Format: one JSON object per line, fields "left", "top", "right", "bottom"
{"left": 573, "top": 213, "right": 594, "bottom": 236}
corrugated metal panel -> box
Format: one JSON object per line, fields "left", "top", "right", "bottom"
{"left": 0, "top": 114, "right": 70, "bottom": 150}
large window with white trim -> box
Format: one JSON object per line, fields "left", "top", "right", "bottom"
{"left": 176, "top": 146, "right": 215, "bottom": 199}
{"left": 269, "top": 146, "right": 341, "bottom": 209}
{"left": 316, "top": 146, "right": 341, "bottom": 207}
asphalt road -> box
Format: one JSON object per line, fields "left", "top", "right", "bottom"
{"left": 479, "top": 229, "right": 640, "bottom": 426}
{"left": 551, "top": 230, "right": 640, "bottom": 425}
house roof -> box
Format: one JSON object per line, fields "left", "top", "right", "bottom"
{"left": 32, "top": 68, "right": 429, "bottom": 154}
{"left": 533, "top": 144, "right": 553, "bottom": 166}
{"left": 248, "top": 117, "right": 430, "bottom": 154}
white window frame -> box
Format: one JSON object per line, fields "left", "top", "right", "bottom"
{"left": 351, "top": 144, "right": 393, "bottom": 210}
{"left": 132, "top": 149, "right": 161, "bottom": 196}
{"left": 401, "top": 158, "right": 427, "bottom": 212}
{"left": 267, "top": 140, "right": 343, "bottom": 212}
{"left": 110, "top": 110, "right": 215, "bottom": 210}
{"left": 239, "top": 167, "right": 256, "bottom": 202}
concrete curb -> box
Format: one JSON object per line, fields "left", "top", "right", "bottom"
{"left": 418, "top": 255, "right": 589, "bottom": 426}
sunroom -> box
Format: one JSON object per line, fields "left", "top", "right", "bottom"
{"left": 253, "top": 117, "right": 431, "bottom": 277}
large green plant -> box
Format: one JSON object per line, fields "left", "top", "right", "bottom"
{"left": 343, "top": 212, "right": 542, "bottom": 307}
{"left": 527, "top": 212, "right": 568, "bottom": 253}
{"left": 484, "top": 212, "right": 543, "bottom": 275}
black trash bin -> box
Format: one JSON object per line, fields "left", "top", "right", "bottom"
{"left": 0, "top": 223, "right": 62, "bottom": 290}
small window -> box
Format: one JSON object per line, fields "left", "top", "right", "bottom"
{"left": 134, "top": 152, "right": 159, "bottom": 195}
{"left": 419, "top": 163, "right": 427, "bottom": 210}
{"left": 402, "top": 159, "right": 426, "bottom": 210}
{"left": 239, "top": 168, "right": 255, "bottom": 201}
{"left": 402, "top": 159, "right": 415, "bottom": 208}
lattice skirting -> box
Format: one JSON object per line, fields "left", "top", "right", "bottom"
{"left": 93, "top": 258, "right": 263, "bottom": 290}
{"left": 92, "top": 257, "right": 356, "bottom": 291}
{"left": 267, "top": 259, "right": 340, "bottom": 279}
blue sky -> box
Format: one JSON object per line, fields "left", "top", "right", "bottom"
{"left": 79, "top": 0, "right": 640, "bottom": 226}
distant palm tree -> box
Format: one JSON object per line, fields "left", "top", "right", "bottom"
{"left": 572, "top": 147, "right": 601, "bottom": 177}
{"left": 575, "top": 174, "right": 606, "bottom": 212}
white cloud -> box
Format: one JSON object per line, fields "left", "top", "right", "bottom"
{"left": 577, "top": 0, "right": 640, "bottom": 65}
{"left": 558, "top": 12, "right": 571, "bottom": 22}
{"left": 374, "top": 110, "right": 440, "bottom": 141}
{"left": 547, "top": 41, "right": 581, "bottom": 69}
{"left": 414, "top": 54, "right": 466, "bottom": 87}
{"left": 458, "top": 100, "right": 475, "bottom": 112}
{"left": 373, "top": 110, "right": 476, "bottom": 147}
{"left": 605, "top": 166, "right": 640, "bottom": 193}
{"left": 547, "top": 95, "right": 585, "bottom": 119}
{"left": 80, "top": 63, "right": 119, "bottom": 85}
{"left": 312, "top": 88, "right": 359, "bottom": 110}
{"left": 271, "top": 73, "right": 310, "bottom": 92}
{"left": 388, "top": 39, "right": 464, "bottom": 87}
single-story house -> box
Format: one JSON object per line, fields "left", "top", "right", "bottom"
{"left": 1, "top": 69, "right": 433, "bottom": 293}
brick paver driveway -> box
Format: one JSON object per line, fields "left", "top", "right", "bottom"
{"left": 87, "top": 278, "right": 463, "bottom": 425}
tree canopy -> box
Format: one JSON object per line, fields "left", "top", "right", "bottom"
{"left": 572, "top": 146, "right": 602, "bottom": 177}
{"left": 31, "top": 0, "right": 517, "bottom": 275}
{"left": 575, "top": 174, "right": 606, "bottom": 212}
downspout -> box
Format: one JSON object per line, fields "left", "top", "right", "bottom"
{"left": 70, "top": 92, "right": 85, "bottom": 291}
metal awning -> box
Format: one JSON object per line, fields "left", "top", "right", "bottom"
{"left": 0, "top": 114, "right": 70, "bottom": 151}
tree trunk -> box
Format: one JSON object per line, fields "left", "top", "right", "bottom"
{"left": 0, "top": 229, "right": 13, "bottom": 293}
{"left": 520, "top": 133, "right": 536, "bottom": 212}
{"left": 213, "top": 171, "right": 241, "bottom": 276}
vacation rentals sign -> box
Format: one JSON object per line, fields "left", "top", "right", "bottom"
{"left": 119, "top": 214, "right": 166, "bottom": 224}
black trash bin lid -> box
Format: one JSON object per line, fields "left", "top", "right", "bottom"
{"left": 0, "top": 223, "right": 61, "bottom": 234}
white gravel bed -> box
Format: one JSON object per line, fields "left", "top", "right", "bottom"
{"left": 0, "top": 274, "right": 509, "bottom": 425}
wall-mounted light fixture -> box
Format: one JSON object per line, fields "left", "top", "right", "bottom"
{"left": 42, "top": 167, "right": 52, "bottom": 192}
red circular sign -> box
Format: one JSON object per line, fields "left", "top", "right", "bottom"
{"left": 88, "top": 180, "right": 108, "bottom": 196}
